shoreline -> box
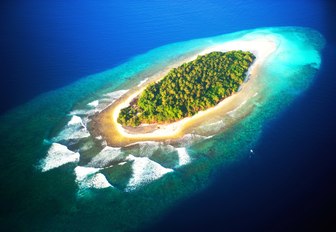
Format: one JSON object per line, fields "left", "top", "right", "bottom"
{"left": 91, "top": 35, "right": 279, "bottom": 147}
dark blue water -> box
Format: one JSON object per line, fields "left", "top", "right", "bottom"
{"left": 0, "top": 0, "right": 331, "bottom": 113}
{"left": 1, "top": 0, "right": 336, "bottom": 231}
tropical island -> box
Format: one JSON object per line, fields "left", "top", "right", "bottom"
{"left": 91, "top": 35, "right": 278, "bottom": 146}
{"left": 117, "top": 51, "right": 255, "bottom": 127}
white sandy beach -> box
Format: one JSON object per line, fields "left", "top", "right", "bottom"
{"left": 93, "top": 35, "right": 279, "bottom": 146}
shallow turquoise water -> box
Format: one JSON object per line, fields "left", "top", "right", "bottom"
{"left": 0, "top": 27, "right": 324, "bottom": 231}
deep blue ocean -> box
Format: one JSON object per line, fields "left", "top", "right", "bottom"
{"left": 1, "top": 0, "right": 336, "bottom": 231}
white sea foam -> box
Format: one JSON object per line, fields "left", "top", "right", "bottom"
{"left": 70, "top": 90, "right": 128, "bottom": 117}
{"left": 88, "top": 100, "right": 99, "bottom": 107}
{"left": 75, "top": 166, "right": 100, "bottom": 181}
{"left": 176, "top": 147, "right": 191, "bottom": 166}
{"left": 67, "top": 115, "right": 86, "bottom": 129}
{"left": 208, "top": 120, "right": 225, "bottom": 128}
{"left": 125, "top": 155, "right": 173, "bottom": 192}
{"left": 52, "top": 125, "right": 90, "bottom": 142}
{"left": 64, "top": 91, "right": 129, "bottom": 146}
{"left": 161, "top": 144, "right": 176, "bottom": 154}
{"left": 74, "top": 166, "right": 111, "bottom": 189}
{"left": 67, "top": 115, "right": 82, "bottom": 125}
{"left": 88, "top": 173, "right": 112, "bottom": 189}
{"left": 227, "top": 99, "right": 248, "bottom": 116}
{"left": 71, "top": 109, "right": 98, "bottom": 117}
{"left": 88, "top": 146, "right": 122, "bottom": 167}
{"left": 127, "top": 141, "right": 175, "bottom": 157}
{"left": 40, "top": 143, "right": 80, "bottom": 172}
{"left": 198, "top": 120, "right": 225, "bottom": 134}
{"left": 137, "top": 78, "right": 149, "bottom": 87}
{"left": 176, "top": 133, "right": 209, "bottom": 147}
{"left": 90, "top": 89, "right": 129, "bottom": 113}
{"left": 138, "top": 141, "right": 161, "bottom": 157}
{"left": 52, "top": 115, "right": 90, "bottom": 142}
{"left": 93, "top": 102, "right": 112, "bottom": 113}
{"left": 101, "top": 140, "right": 107, "bottom": 147}
{"left": 104, "top": 89, "right": 129, "bottom": 99}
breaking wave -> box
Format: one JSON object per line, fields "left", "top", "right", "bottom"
{"left": 176, "top": 147, "right": 191, "bottom": 166}
{"left": 125, "top": 155, "right": 173, "bottom": 192}
{"left": 40, "top": 143, "right": 80, "bottom": 172}
{"left": 74, "top": 166, "right": 112, "bottom": 189}
{"left": 88, "top": 146, "right": 123, "bottom": 168}
{"left": 87, "top": 100, "right": 99, "bottom": 108}
{"left": 137, "top": 78, "right": 149, "bottom": 87}
{"left": 52, "top": 115, "right": 90, "bottom": 142}
{"left": 227, "top": 99, "right": 248, "bottom": 116}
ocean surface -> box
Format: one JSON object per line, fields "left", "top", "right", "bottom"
{"left": 1, "top": 1, "right": 336, "bottom": 231}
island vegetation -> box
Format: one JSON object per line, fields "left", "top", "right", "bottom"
{"left": 117, "top": 50, "right": 255, "bottom": 127}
